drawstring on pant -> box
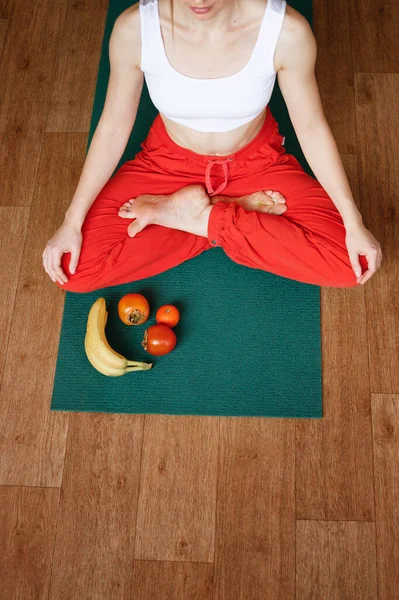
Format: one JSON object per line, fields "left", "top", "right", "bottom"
{"left": 205, "top": 158, "right": 232, "bottom": 196}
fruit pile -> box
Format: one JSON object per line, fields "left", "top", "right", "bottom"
{"left": 84, "top": 293, "right": 180, "bottom": 377}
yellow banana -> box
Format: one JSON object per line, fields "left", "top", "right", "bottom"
{"left": 84, "top": 297, "right": 153, "bottom": 376}
{"left": 85, "top": 298, "right": 128, "bottom": 369}
{"left": 84, "top": 337, "right": 133, "bottom": 377}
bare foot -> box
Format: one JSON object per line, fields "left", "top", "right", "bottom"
{"left": 118, "top": 188, "right": 287, "bottom": 219}
{"left": 117, "top": 186, "right": 287, "bottom": 238}
{"left": 118, "top": 185, "right": 212, "bottom": 238}
{"left": 212, "top": 190, "right": 287, "bottom": 215}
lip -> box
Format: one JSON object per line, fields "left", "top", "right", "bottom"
{"left": 190, "top": 6, "right": 212, "bottom": 13}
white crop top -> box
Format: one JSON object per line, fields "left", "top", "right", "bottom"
{"left": 139, "top": 0, "right": 287, "bottom": 132}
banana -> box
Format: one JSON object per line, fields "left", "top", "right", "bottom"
{"left": 85, "top": 298, "right": 127, "bottom": 370}
{"left": 84, "top": 336, "right": 134, "bottom": 377}
{"left": 84, "top": 297, "right": 153, "bottom": 376}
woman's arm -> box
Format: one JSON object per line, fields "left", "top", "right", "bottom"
{"left": 288, "top": 122, "right": 364, "bottom": 229}
{"left": 64, "top": 6, "right": 144, "bottom": 228}
{"left": 276, "top": 9, "right": 363, "bottom": 230}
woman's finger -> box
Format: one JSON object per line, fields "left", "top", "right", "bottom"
{"left": 49, "top": 250, "right": 65, "bottom": 285}
{"left": 43, "top": 249, "right": 55, "bottom": 283}
{"left": 69, "top": 247, "right": 81, "bottom": 275}
{"left": 46, "top": 265, "right": 56, "bottom": 283}
{"left": 48, "top": 251, "right": 58, "bottom": 283}
{"left": 358, "top": 269, "right": 373, "bottom": 285}
{"left": 358, "top": 250, "right": 378, "bottom": 285}
{"left": 44, "top": 263, "right": 55, "bottom": 283}
{"left": 361, "top": 269, "right": 377, "bottom": 285}
{"left": 53, "top": 251, "right": 68, "bottom": 284}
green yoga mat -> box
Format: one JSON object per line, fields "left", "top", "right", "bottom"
{"left": 51, "top": 0, "right": 322, "bottom": 418}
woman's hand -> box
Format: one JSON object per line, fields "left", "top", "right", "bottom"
{"left": 345, "top": 222, "right": 383, "bottom": 285}
{"left": 42, "top": 221, "right": 83, "bottom": 285}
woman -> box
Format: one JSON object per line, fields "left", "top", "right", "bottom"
{"left": 43, "top": 0, "right": 382, "bottom": 292}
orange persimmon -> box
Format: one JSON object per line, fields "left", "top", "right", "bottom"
{"left": 118, "top": 293, "right": 150, "bottom": 326}
{"left": 155, "top": 304, "right": 180, "bottom": 328}
{"left": 142, "top": 324, "right": 176, "bottom": 356}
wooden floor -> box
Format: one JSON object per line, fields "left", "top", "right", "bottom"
{"left": 0, "top": 0, "right": 398, "bottom": 598}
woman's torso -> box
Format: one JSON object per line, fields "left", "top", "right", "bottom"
{"left": 133, "top": 0, "right": 290, "bottom": 156}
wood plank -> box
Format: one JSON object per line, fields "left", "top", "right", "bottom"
{"left": 0, "top": 207, "right": 29, "bottom": 387}
{"left": 0, "top": 18, "right": 8, "bottom": 53}
{"left": 0, "top": 485, "right": 60, "bottom": 600}
{"left": 0, "top": 0, "right": 68, "bottom": 132}
{"left": 0, "top": 132, "right": 90, "bottom": 486}
{"left": 354, "top": 74, "right": 399, "bottom": 393}
{"left": 129, "top": 560, "right": 214, "bottom": 599}
{"left": 46, "top": 0, "right": 109, "bottom": 132}
{"left": 0, "top": 0, "right": 69, "bottom": 206}
{"left": 215, "top": 419, "right": 295, "bottom": 600}
{"left": 313, "top": 0, "right": 357, "bottom": 153}
{"left": 0, "top": 132, "right": 44, "bottom": 207}
{"left": 296, "top": 156, "right": 374, "bottom": 520}
{"left": 372, "top": 393, "right": 399, "bottom": 600}
{"left": 0, "top": 0, "right": 13, "bottom": 19}
{"left": 134, "top": 415, "right": 218, "bottom": 562}
{"left": 296, "top": 520, "right": 377, "bottom": 599}
{"left": 349, "top": 1, "right": 399, "bottom": 73}
{"left": 49, "top": 413, "right": 143, "bottom": 600}
{"left": 296, "top": 0, "right": 377, "bottom": 521}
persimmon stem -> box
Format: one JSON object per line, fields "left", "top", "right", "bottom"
{"left": 129, "top": 309, "right": 145, "bottom": 324}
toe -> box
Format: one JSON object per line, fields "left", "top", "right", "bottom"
{"left": 119, "top": 200, "right": 133, "bottom": 212}
{"left": 265, "top": 190, "right": 286, "bottom": 204}
{"left": 118, "top": 203, "right": 133, "bottom": 217}
{"left": 272, "top": 203, "right": 287, "bottom": 215}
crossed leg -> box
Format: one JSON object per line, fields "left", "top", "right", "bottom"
{"left": 57, "top": 152, "right": 365, "bottom": 293}
{"left": 113, "top": 163, "right": 366, "bottom": 289}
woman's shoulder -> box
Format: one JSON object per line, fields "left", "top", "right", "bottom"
{"left": 111, "top": 3, "right": 142, "bottom": 71}
{"left": 114, "top": 2, "right": 141, "bottom": 34}
{"left": 274, "top": 3, "right": 317, "bottom": 73}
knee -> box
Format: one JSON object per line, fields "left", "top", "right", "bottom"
{"left": 54, "top": 277, "right": 93, "bottom": 293}
{"left": 54, "top": 270, "right": 102, "bottom": 294}
{"left": 55, "top": 251, "right": 104, "bottom": 293}
{"left": 340, "top": 254, "right": 369, "bottom": 288}
{"left": 328, "top": 255, "right": 368, "bottom": 288}
{"left": 335, "top": 272, "right": 361, "bottom": 288}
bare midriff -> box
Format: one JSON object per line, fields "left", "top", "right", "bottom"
{"left": 158, "top": 106, "right": 268, "bottom": 157}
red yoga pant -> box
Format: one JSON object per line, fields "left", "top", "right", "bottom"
{"left": 57, "top": 107, "right": 366, "bottom": 293}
